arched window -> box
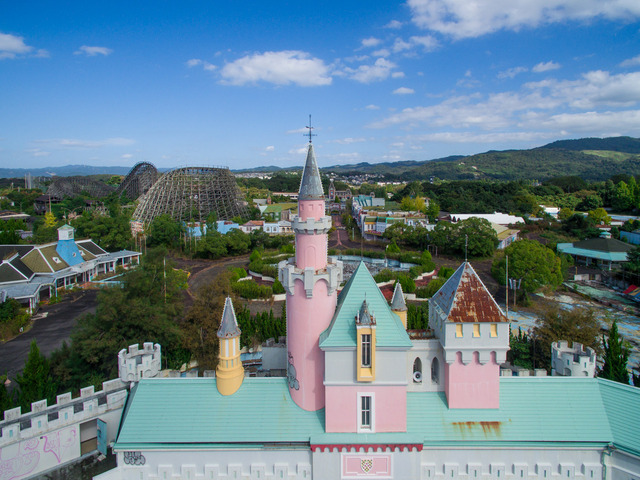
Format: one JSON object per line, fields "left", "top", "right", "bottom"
{"left": 431, "top": 357, "right": 440, "bottom": 384}
{"left": 412, "top": 357, "right": 422, "bottom": 383}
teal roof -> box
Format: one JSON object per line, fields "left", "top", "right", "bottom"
{"left": 319, "top": 262, "right": 412, "bottom": 348}
{"left": 115, "top": 377, "right": 640, "bottom": 452}
{"left": 557, "top": 242, "right": 630, "bottom": 262}
{"left": 599, "top": 378, "right": 640, "bottom": 456}
{"left": 115, "top": 378, "right": 325, "bottom": 449}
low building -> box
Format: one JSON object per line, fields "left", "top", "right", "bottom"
{"left": 621, "top": 229, "right": 640, "bottom": 245}
{"left": 327, "top": 179, "right": 352, "bottom": 201}
{"left": 449, "top": 212, "right": 525, "bottom": 225}
{"left": 551, "top": 341, "right": 597, "bottom": 377}
{"left": 493, "top": 223, "right": 520, "bottom": 249}
{"left": 239, "top": 220, "right": 264, "bottom": 233}
{"left": 0, "top": 225, "right": 140, "bottom": 312}
{"left": 557, "top": 234, "right": 634, "bottom": 271}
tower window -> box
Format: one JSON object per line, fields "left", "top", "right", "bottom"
{"left": 490, "top": 324, "right": 497, "bottom": 337}
{"left": 361, "top": 334, "right": 371, "bottom": 367}
{"left": 473, "top": 324, "right": 480, "bottom": 337}
{"left": 431, "top": 357, "right": 440, "bottom": 384}
{"left": 361, "top": 396, "right": 371, "bottom": 428}
{"left": 455, "top": 324, "right": 463, "bottom": 338}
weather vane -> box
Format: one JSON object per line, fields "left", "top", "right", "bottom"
{"left": 304, "top": 114, "right": 317, "bottom": 143}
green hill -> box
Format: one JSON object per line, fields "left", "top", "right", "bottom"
{"left": 323, "top": 136, "right": 640, "bottom": 182}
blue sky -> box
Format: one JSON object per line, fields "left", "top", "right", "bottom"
{"left": 1, "top": 1, "right": 640, "bottom": 170}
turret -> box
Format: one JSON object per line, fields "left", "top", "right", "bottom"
{"left": 430, "top": 262, "right": 509, "bottom": 409}
{"left": 216, "top": 297, "right": 244, "bottom": 396}
{"left": 390, "top": 282, "right": 408, "bottom": 328}
{"left": 278, "top": 138, "right": 343, "bottom": 411}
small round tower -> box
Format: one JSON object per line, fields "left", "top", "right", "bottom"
{"left": 216, "top": 297, "right": 244, "bottom": 395}
{"left": 118, "top": 342, "right": 162, "bottom": 383}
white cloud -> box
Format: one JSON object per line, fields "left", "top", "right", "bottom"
{"left": 331, "top": 137, "right": 366, "bottom": 144}
{"left": 121, "top": 153, "right": 133, "bottom": 159}
{"left": 347, "top": 58, "right": 396, "bottom": 83}
{"left": 38, "top": 137, "right": 135, "bottom": 148}
{"left": 187, "top": 58, "right": 216, "bottom": 71}
{"left": 533, "top": 61, "right": 561, "bottom": 72}
{"left": 265, "top": 145, "right": 275, "bottom": 152}
{"left": 369, "top": 69, "right": 640, "bottom": 142}
{"left": 74, "top": 45, "right": 113, "bottom": 57}
{"left": 288, "top": 146, "right": 308, "bottom": 155}
{"left": 393, "top": 87, "right": 415, "bottom": 95}
{"left": 0, "top": 32, "right": 33, "bottom": 59}
{"left": 26, "top": 149, "right": 50, "bottom": 157}
{"left": 407, "top": 0, "right": 640, "bottom": 39}
{"left": 221, "top": 50, "right": 332, "bottom": 86}
{"left": 385, "top": 20, "right": 404, "bottom": 29}
{"left": 498, "top": 66, "right": 528, "bottom": 79}
{"left": 392, "top": 71, "right": 406, "bottom": 79}
{"left": 365, "top": 104, "right": 380, "bottom": 110}
{"left": 361, "top": 37, "right": 382, "bottom": 48}
{"left": 33, "top": 49, "right": 50, "bottom": 58}
{"left": 620, "top": 54, "right": 640, "bottom": 67}
{"left": 393, "top": 35, "right": 439, "bottom": 53}
{"left": 286, "top": 127, "right": 308, "bottom": 134}
{"left": 372, "top": 49, "right": 391, "bottom": 57}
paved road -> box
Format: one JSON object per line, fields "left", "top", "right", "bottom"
{"left": 0, "top": 290, "right": 98, "bottom": 381}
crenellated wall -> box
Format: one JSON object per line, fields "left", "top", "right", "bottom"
{"left": 0, "top": 378, "right": 128, "bottom": 479}
{"left": 118, "top": 342, "right": 162, "bottom": 383}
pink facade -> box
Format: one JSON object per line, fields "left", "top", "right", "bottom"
{"left": 287, "top": 279, "right": 336, "bottom": 411}
{"left": 295, "top": 200, "right": 327, "bottom": 270}
{"left": 444, "top": 351, "right": 500, "bottom": 409}
{"left": 325, "top": 386, "right": 407, "bottom": 433}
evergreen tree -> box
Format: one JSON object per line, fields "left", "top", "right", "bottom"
{"left": 599, "top": 320, "right": 630, "bottom": 384}
{"left": 0, "top": 375, "right": 14, "bottom": 418}
{"left": 15, "top": 341, "right": 57, "bottom": 411}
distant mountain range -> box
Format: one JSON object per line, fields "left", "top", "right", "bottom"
{"left": 2, "top": 136, "right": 639, "bottom": 181}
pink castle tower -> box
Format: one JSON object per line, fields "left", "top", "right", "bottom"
{"left": 278, "top": 135, "right": 342, "bottom": 411}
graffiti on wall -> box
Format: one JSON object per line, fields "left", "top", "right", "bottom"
{"left": 0, "top": 426, "right": 78, "bottom": 480}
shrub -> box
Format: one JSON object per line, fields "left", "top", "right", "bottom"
{"left": 272, "top": 279, "right": 285, "bottom": 295}
{"left": 397, "top": 275, "right": 416, "bottom": 294}
{"left": 409, "top": 266, "right": 425, "bottom": 278}
{"left": 438, "top": 267, "right": 455, "bottom": 279}
{"left": 374, "top": 269, "right": 395, "bottom": 283}
{"left": 231, "top": 280, "right": 272, "bottom": 299}
{"left": 422, "top": 277, "right": 446, "bottom": 297}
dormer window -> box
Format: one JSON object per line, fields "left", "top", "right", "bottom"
{"left": 361, "top": 334, "right": 371, "bottom": 367}
{"left": 52, "top": 257, "right": 61, "bottom": 264}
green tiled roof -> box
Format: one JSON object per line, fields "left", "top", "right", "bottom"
{"left": 407, "top": 377, "right": 613, "bottom": 447}
{"left": 115, "top": 378, "right": 325, "bottom": 450}
{"left": 21, "top": 247, "right": 55, "bottom": 273}
{"left": 319, "top": 262, "right": 412, "bottom": 348}
{"left": 599, "top": 378, "right": 640, "bottom": 456}
{"left": 115, "top": 377, "right": 639, "bottom": 452}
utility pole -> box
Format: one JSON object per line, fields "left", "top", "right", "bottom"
{"left": 505, "top": 255, "right": 509, "bottom": 319}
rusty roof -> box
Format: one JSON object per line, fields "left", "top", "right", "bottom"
{"left": 431, "top": 262, "right": 507, "bottom": 323}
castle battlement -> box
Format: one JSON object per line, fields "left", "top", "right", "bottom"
{"left": 278, "top": 257, "right": 343, "bottom": 298}
{"left": 118, "top": 342, "right": 162, "bottom": 383}
{"left": 551, "top": 341, "right": 597, "bottom": 377}
{"left": 0, "top": 378, "right": 127, "bottom": 448}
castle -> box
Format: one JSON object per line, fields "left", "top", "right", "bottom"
{"left": 1, "top": 141, "right": 630, "bottom": 479}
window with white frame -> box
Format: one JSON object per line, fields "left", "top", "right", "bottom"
{"left": 360, "top": 395, "right": 372, "bottom": 430}
{"left": 361, "top": 334, "right": 371, "bottom": 367}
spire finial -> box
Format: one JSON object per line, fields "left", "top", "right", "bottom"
{"left": 465, "top": 234, "right": 468, "bottom": 262}
{"left": 304, "top": 114, "right": 317, "bottom": 144}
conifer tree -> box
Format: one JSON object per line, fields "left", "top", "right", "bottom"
{"left": 15, "top": 341, "right": 57, "bottom": 411}
{"left": 599, "top": 320, "right": 630, "bottom": 384}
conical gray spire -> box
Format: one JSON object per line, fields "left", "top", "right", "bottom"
{"left": 390, "top": 282, "right": 407, "bottom": 311}
{"left": 298, "top": 143, "right": 324, "bottom": 200}
{"left": 356, "top": 299, "right": 375, "bottom": 325}
{"left": 218, "top": 297, "right": 241, "bottom": 338}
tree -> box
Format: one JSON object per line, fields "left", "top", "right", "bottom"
{"left": 587, "top": 208, "right": 611, "bottom": 225}
{"left": 148, "top": 214, "right": 184, "bottom": 248}
{"left": 612, "top": 181, "right": 635, "bottom": 211}
{"left": 425, "top": 200, "right": 440, "bottom": 222}
{"left": 0, "top": 219, "right": 27, "bottom": 244}
{"left": 531, "top": 306, "right": 602, "bottom": 371}
{"left": 181, "top": 271, "right": 234, "bottom": 372}
{"left": 492, "top": 240, "right": 563, "bottom": 301}
{"left": 15, "top": 341, "right": 57, "bottom": 411}
{"left": 599, "top": 320, "right": 630, "bottom": 384}
{"left": 557, "top": 207, "right": 574, "bottom": 221}
{"left": 508, "top": 328, "right": 533, "bottom": 370}
{"left": 429, "top": 218, "right": 498, "bottom": 258}
{"left": 0, "top": 375, "right": 14, "bottom": 416}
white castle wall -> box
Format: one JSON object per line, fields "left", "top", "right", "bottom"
{"left": 0, "top": 378, "right": 127, "bottom": 479}
{"left": 118, "top": 342, "right": 162, "bottom": 383}
{"left": 551, "top": 341, "right": 596, "bottom": 377}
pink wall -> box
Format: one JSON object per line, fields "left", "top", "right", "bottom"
{"left": 296, "top": 234, "right": 327, "bottom": 270}
{"left": 445, "top": 351, "right": 500, "bottom": 409}
{"left": 325, "top": 385, "right": 407, "bottom": 433}
{"left": 287, "top": 279, "right": 336, "bottom": 411}
{"left": 298, "top": 200, "right": 325, "bottom": 221}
